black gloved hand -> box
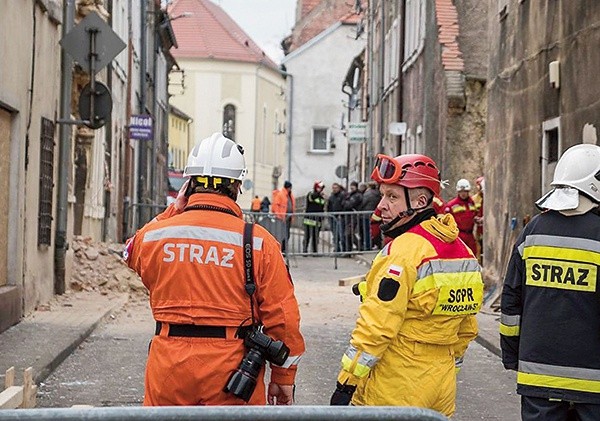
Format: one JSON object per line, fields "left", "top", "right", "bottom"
{"left": 330, "top": 382, "right": 356, "bottom": 405}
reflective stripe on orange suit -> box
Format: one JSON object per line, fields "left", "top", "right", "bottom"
{"left": 337, "top": 214, "right": 483, "bottom": 416}
{"left": 125, "top": 193, "right": 305, "bottom": 405}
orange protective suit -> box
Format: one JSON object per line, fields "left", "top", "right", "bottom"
{"left": 124, "top": 193, "right": 305, "bottom": 405}
{"left": 271, "top": 187, "right": 295, "bottom": 221}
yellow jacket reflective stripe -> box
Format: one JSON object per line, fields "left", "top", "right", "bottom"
{"left": 499, "top": 313, "right": 521, "bottom": 337}
{"left": 518, "top": 361, "right": 600, "bottom": 393}
{"left": 521, "top": 234, "right": 600, "bottom": 253}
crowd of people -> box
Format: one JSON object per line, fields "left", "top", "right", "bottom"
{"left": 251, "top": 173, "right": 485, "bottom": 260}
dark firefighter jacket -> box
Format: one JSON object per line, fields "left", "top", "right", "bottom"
{"left": 304, "top": 190, "right": 326, "bottom": 227}
{"left": 501, "top": 209, "right": 600, "bottom": 403}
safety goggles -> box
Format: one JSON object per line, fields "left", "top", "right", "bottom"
{"left": 371, "top": 154, "right": 404, "bottom": 184}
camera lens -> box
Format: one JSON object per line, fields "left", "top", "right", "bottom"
{"left": 264, "top": 340, "right": 289, "bottom": 366}
{"left": 224, "top": 348, "right": 265, "bottom": 402}
{"left": 245, "top": 330, "right": 290, "bottom": 366}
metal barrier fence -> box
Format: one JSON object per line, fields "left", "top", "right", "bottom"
{"left": 0, "top": 405, "right": 448, "bottom": 420}
{"left": 243, "top": 210, "right": 379, "bottom": 268}
{"left": 124, "top": 205, "right": 379, "bottom": 269}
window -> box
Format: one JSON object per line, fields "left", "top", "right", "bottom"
{"left": 541, "top": 117, "right": 561, "bottom": 195}
{"left": 38, "top": 117, "right": 55, "bottom": 246}
{"left": 222, "top": 104, "right": 236, "bottom": 141}
{"left": 403, "top": 0, "right": 425, "bottom": 69}
{"left": 384, "top": 18, "right": 399, "bottom": 89}
{"left": 311, "top": 128, "right": 330, "bottom": 152}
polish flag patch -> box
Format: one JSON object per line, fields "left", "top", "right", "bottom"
{"left": 387, "top": 265, "right": 403, "bottom": 277}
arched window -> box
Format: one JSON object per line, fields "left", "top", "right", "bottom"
{"left": 222, "top": 104, "right": 236, "bottom": 141}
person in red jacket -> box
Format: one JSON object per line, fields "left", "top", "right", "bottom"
{"left": 444, "top": 179, "right": 478, "bottom": 254}
{"left": 124, "top": 133, "right": 305, "bottom": 406}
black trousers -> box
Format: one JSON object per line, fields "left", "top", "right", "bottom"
{"left": 522, "top": 396, "right": 600, "bottom": 421}
{"left": 303, "top": 224, "right": 320, "bottom": 253}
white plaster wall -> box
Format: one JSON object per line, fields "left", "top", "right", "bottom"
{"left": 170, "top": 60, "right": 286, "bottom": 210}
{"left": 283, "top": 24, "right": 366, "bottom": 198}
{"left": 0, "top": 2, "right": 62, "bottom": 312}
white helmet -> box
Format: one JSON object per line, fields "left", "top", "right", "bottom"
{"left": 184, "top": 132, "right": 247, "bottom": 180}
{"left": 456, "top": 179, "right": 471, "bottom": 192}
{"left": 550, "top": 144, "right": 600, "bottom": 202}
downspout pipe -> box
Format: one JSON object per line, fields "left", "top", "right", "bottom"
{"left": 273, "top": 66, "right": 293, "bottom": 184}
{"left": 378, "top": 0, "right": 385, "bottom": 154}
{"left": 342, "top": 83, "right": 353, "bottom": 190}
{"left": 286, "top": 73, "right": 293, "bottom": 184}
{"left": 150, "top": 5, "right": 160, "bottom": 207}
{"left": 54, "top": 0, "right": 75, "bottom": 295}
{"left": 367, "top": 0, "right": 374, "bottom": 159}
{"left": 137, "top": 0, "right": 148, "bottom": 227}
{"left": 397, "top": 0, "right": 406, "bottom": 154}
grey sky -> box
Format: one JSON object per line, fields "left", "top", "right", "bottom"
{"left": 213, "top": 0, "right": 297, "bottom": 63}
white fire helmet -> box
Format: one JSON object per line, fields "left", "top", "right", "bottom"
{"left": 456, "top": 179, "right": 471, "bottom": 192}
{"left": 184, "top": 133, "right": 247, "bottom": 181}
{"left": 536, "top": 143, "right": 600, "bottom": 212}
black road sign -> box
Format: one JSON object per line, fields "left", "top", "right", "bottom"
{"left": 79, "top": 82, "right": 112, "bottom": 129}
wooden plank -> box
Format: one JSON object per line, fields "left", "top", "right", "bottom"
{"left": 338, "top": 274, "right": 366, "bottom": 287}
{"left": 0, "top": 386, "right": 23, "bottom": 409}
{"left": 22, "top": 367, "right": 35, "bottom": 408}
{"left": 4, "top": 367, "right": 14, "bottom": 389}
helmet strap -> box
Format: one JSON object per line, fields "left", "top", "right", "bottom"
{"left": 383, "top": 208, "right": 437, "bottom": 238}
{"left": 381, "top": 189, "right": 433, "bottom": 234}
{"left": 189, "top": 176, "right": 239, "bottom": 201}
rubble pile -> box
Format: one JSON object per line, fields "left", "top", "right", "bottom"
{"left": 69, "top": 236, "right": 147, "bottom": 296}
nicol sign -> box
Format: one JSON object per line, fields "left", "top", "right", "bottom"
{"left": 348, "top": 122, "right": 368, "bottom": 143}
{"left": 129, "top": 115, "right": 153, "bottom": 140}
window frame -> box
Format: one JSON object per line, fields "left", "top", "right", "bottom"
{"left": 541, "top": 117, "right": 561, "bottom": 195}
{"left": 38, "top": 117, "right": 55, "bottom": 247}
{"left": 222, "top": 103, "right": 236, "bottom": 141}
{"left": 310, "top": 127, "right": 331, "bottom": 153}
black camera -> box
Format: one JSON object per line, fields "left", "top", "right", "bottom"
{"left": 224, "top": 326, "right": 290, "bottom": 402}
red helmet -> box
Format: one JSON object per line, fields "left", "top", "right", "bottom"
{"left": 371, "top": 153, "right": 441, "bottom": 196}
{"left": 313, "top": 180, "right": 324, "bottom": 191}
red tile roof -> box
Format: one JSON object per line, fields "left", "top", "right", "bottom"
{"left": 168, "top": 0, "right": 278, "bottom": 69}
{"left": 300, "top": 0, "right": 321, "bottom": 20}
{"left": 435, "top": 0, "right": 464, "bottom": 72}
{"left": 287, "top": 0, "right": 365, "bottom": 53}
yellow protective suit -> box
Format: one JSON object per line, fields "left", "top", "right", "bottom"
{"left": 338, "top": 214, "right": 483, "bottom": 416}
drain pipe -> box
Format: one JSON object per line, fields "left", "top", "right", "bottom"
{"left": 285, "top": 72, "right": 294, "bottom": 183}
{"left": 54, "top": 0, "right": 75, "bottom": 295}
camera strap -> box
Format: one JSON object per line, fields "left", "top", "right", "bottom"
{"left": 243, "top": 223, "right": 257, "bottom": 325}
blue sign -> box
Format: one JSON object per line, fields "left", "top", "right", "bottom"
{"left": 129, "top": 114, "right": 153, "bottom": 140}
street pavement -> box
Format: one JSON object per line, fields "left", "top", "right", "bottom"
{"left": 0, "top": 255, "right": 517, "bottom": 418}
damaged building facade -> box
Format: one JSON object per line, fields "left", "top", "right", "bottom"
{"left": 0, "top": 0, "right": 177, "bottom": 333}
{"left": 486, "top": 0, "right": 600, "bottom": 287}
{"left": 352, "top": 0, "right": 488, "bottom": 200}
